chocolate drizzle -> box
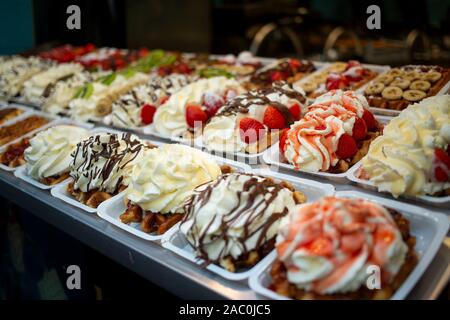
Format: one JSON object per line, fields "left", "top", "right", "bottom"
{"left": 70, "top": 132, "right": 147, "bottom": 192}
{"left": 181, "top": 173, "right": 292, "bottom": 265}
{"left": 214, "top": 81, "right": 305, "bottom": 126}
{"left": 251, "top": 58, "right": 315, "bottom": 85}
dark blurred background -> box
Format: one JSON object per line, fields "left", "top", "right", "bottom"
{"left": 0, "top": 0, "right": 449, "bottom": 65}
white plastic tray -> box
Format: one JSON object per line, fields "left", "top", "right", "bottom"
{"left": 249, "top": 191, "right": 449, "bottom": 300}
{"left": 161, "top": 169, "right": 335, "bottom": 281}
{"left": 194, "top": 136, "right": 265, "bottom": 165}
{"left": 96, "top": 155, "right": 252, "bottom": 241}
{"left": 347, "top": 161, "right": 450, "bottom": 209}
{"left": 14, "top": 165, "right": 69, "bottom": 190}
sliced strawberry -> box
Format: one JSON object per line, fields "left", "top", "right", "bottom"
{"left": 435, "top": 149, "right": 450, "bottom": 169}
{"left": 343, "top": 66, "right": 363, "bottom": 82}
{"left": 289, "top": 103, "right": 302, "bottom": 121}
{"left": 345, "top": 60, "right": 361, "bottom": 70}
{"left": 435, "top": 167, "right": 449, "bottom": 182}
{"left": 176, "top": 62, "right": 192, "bottom": 74}
{"left": 270, "top": 71, "right": 287, "bottom": 82}
{"left": 289, "top": 58, "right": 301, "bottom": 70}
{"left": 263, "top": 106, "right": 286, "bottom": 130}
{"left": 186, "top": 104, "right": 208, "bottom": 128}
{"left": 336, "top": 134, "right": 358, "bottom": 159}
{"left": 352, "top": 118, "right": 367, "bottom": 141}
{"left": 239, "top": 117, "right": 266, "bottom": 144}
{"left": 140, "top": 104, "right": 157, "bottom": 124}
{"left": 202, "top": 92, "right": 224, "bottom": 117}
{"left": 279, "top": 128, "right": 289, "bottom": 153}
{"left": 326, "top": 73, "right": 349, "bottom": 90}
{"left": 362, "top": 109, "right": 377, "bottom": 131}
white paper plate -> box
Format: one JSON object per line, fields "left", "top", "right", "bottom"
{"left": 96, "top": 155, "right": 252, "bottom": 241}
{"left": 347, "top": 161, "right": 450, "bottom": 209}
{"left": 161, "top": 169, "right": 335, "bottom": 281}
{"left": 51, "top": 179, "right": 96, "bottom": 213}
{"left": 249, "top": 191, "right": 449, "bottom": 300}
{"left": 14, "top": 165, "right": 69, "bottom": 189}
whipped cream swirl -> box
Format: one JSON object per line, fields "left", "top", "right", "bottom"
{"left": 25, "top": 125, "right": 90, "bottom": 180}
{"left": 126, "top": 144, "right": 221, "bottom": 213}
{"left": 361, "top": 95, "right": 450, "bottom": 197}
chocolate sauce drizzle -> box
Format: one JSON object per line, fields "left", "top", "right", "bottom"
{"left": 214, "top": 81, "right": 305, "bottom": 126}
{"left": 251, "top": 58, "right": 315, "bottom": 85}
{"left": 181, "top": 173, "right": 291, "bottom": 265}
{"left": 70, "top": 132, "right": 147, "bottom": 192}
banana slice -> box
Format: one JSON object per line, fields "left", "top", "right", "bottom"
{"left": 328, "top": 62, "right": 347, "bottom": 73}
{"left": 311, "top": 72, "right": 328, "bottom": 83}
{"left": 403, "top": 89, "right": 426, "bottom": 102}
{"left": 376, "top": 74, "right": 394, "bottom": 85}
{"left": 424, "top": 71, "right": 442, "bottom": 83}
{"left": 410, "top": 80, "right": 431, "bottom": 91}
{"left": 382, "top": 86, "right": 403, "bottom": 100}
{"left": 364, "top": 82, "right": 385, "bottom": 95}
{"left": 301, "top": 81, "right": 318, "bottom": 93}
{"left": 390, "top": 78, "right": 410, "bottom": 89}
{"left": 403, "top": 70, "right": 419, "bottom": 81}
{"left": 387, "top": 69, "right": 404, "bottom": 77}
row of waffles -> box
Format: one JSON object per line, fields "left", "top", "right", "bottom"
{"left": 2, "top": 49, "right": 449, "bottom": 124}
{"left": 1, "top": 120, "right": 446, "bottom": 300}
{"left": 0, "top": 91, "right": 449, "bottom": 208}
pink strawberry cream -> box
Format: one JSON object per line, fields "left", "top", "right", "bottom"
{"left": 281, "top": 90, "right": 378, "bottom": 172}
{"left": 275, "top": 197, "right": 408, "bottom": 294}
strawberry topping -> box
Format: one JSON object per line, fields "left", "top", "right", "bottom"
{"left": 239, "top": 117, "right": 266, "bottom": 144}
{"left": 352, "top": 118, "right": 367, "bottom": 141}
{"left": 279, "top": 128, "right": 289, "bottom": 153}
{"left": 140, "top": 104, "right": 157, "bottom": 125}
{"left": 435, "top": 148, "right": 450, "bottom": 169}
{"left": 263, "top": 105, "right": 286, "bottom": 130}
{"left": 202, "top": 92, "right": 224, "bottom": 117}
{"left": 185, "top": 104, "right": 208, "bottom": 128}
{"left": 362, "top": 109, "right": 377, "bottom": 130}
{"left": 289, "top": 103, "right": 302, "bottom": 121}
{"left": 435, "top": 167, "right": 449, "bottom": 182}
{"left": 326, "top": 73, "right": 349, "bottom": 90}
{"left": 336, "top": 134, "right": 358, "bottom": 159}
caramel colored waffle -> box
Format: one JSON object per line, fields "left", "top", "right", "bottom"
{"left": 269, "top": 210, "right": 418, "bottom": 300}
{"left": 0, "top": 115, "right": 49, "bottom": 146}
{"left": 67, "top": 181, "right": 127, "bottom": 208}
{"left": 0, "top": 137, "right": 30, "bottom": 167}
{"left": 0, "top": 108, "right": 24, "bottom": 125}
